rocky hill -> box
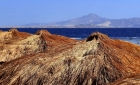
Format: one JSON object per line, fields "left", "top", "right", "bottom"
{"left": 55, "top": 14, "right": 140, "bottom": 28}
{"left": 0, "top": 30, "right": 140, "bottom": 85}
{"left": 23, "top": 14, "right": 140, "bottom": 28}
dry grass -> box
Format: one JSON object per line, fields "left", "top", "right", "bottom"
{"left": 0, "top": 32, "right": 140, "bottom": 85}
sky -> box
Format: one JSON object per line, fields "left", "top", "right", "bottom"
{"left": 0, "top": 0, "right": 140, "bottom": 26}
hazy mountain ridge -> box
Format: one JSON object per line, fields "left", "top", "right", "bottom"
{"left": 23, "top": 14, "right": 140, "bottom": 28}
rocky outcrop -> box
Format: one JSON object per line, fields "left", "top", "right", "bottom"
{"left": 0, "top": 32, "right": 140, "bottom": 85}
{"left": 0, "top": 29, "right": 76, "bottom": 62}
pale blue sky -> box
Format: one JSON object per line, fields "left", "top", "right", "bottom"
{"left": 0, "top": 0, "right": 140, "bottom": 26}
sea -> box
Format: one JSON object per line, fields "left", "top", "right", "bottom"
{"left": 1, "top": 28, "right": 140, "bottom": 45}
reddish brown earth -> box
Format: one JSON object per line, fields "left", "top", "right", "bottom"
{"left": 0, "top": 31, "right": 140, "bottom": 85}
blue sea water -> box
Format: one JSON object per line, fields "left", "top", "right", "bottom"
{"left": 1, "top": 28, "right": 140, "bottom": 44}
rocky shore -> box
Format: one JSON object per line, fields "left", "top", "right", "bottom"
{"left": 0, "top": 29, "right": 140, "bottom": 85}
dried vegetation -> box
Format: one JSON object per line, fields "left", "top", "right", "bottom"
{"left": 0, "top": 30, "right": 140, "bottom": 85}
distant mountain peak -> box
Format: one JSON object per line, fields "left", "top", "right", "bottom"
{"left": 87, "top": 13, "right": 98, "bottom": 17}
{"left": 23, "top": 13, "right": 140, "bottom": 28}
{"left": 82, "top": 13, "right": 100, "bottom": 18}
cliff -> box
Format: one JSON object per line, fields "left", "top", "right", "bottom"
{"left": 0, "top": 31, "right": 140, "bottom": 85}
{"left": 0, "top": 29, "right": 76, "bottom": 62}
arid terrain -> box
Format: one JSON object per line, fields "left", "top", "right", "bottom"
{"left": 0, "top": 29, "right": 140, "bottom": 85}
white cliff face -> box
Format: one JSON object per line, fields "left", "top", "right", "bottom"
{"left": 97, "top": 21, "right": 111, "bottom": 27}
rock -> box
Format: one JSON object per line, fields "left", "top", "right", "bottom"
{"left": 0, "top": 32, "right": 140, "bottom": 85}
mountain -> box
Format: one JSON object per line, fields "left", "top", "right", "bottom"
{"left": 55, "top": 14, "right": 106, "bottom": 25}
{"left": 23, "top": 13, "right": 140, "bottom": 28}
{"left": 0, "top": 30, "right": 140, "bottom": 84}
